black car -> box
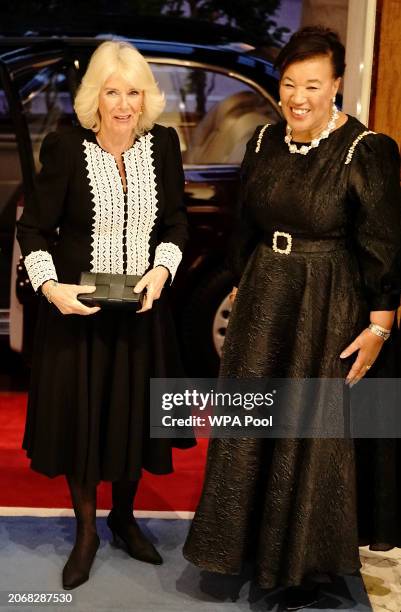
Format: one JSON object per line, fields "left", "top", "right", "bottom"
{"left": 0, "top": 29, "right": 281, "bottom": 375}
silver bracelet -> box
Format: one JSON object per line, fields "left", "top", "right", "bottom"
{"left": 42, "top": 279, "right": 58, "bottom": 304}
{"left": 368, "top": 323, "right": 391, "bottom": 341}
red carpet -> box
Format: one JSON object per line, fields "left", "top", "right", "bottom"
{"left": 0, "top": 393, "right": 207, "bottom": 511}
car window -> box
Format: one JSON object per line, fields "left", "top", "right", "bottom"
{"left": 0, "top": 68, "right": 75, "bottom": 310}
{"left": 7, "top": 59, "right": 280, "bottom": 172}
{"left": 0, "top": 87, "right": 22, "bottom": 216}
{"left": 151, "top": 63, "right": 280, "bottom": 165}
{"left": 20, "top": 69, "right": 75, "bottom": 171}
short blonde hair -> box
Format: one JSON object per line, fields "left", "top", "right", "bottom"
{"left": 74, "top": 40, "right": 165, "bottom": 134}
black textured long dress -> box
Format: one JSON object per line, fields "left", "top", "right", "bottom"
{"left": 17, "top": 123, "right": 194, "bottom": 484}
{"left": 183, "top": 116, "right": 401, "bottom": 588}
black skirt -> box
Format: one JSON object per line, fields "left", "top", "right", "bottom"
{"left": 23, "top": 293, "right": 194, "bottom": 483}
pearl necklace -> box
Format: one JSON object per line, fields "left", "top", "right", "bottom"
{"left": 284, "top": 103, "right": 339, "bottom": 155}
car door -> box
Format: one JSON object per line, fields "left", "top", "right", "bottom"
{"left": 0, "top": 42, "right": 77, "bottom": 356}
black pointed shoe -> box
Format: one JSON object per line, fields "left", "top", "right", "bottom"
{"left": 107, "top": 509, "right": 163, "bottom": 565}
{"left": 62, "top": 531, "right": 100, "bottom": 590}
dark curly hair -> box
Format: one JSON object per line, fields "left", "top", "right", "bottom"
{"left": 274, "top": 26, "right": 346, "bottom": 79}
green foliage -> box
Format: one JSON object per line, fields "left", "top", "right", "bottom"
{"left": 2, "top": 0, "right": 288, "bottom": 45}
{"left": 162, "top": 0, "right": 288, "bottom": 45}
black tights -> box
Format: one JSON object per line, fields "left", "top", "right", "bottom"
{"left": 66, "top": 476, "right": 139, "bottom": 533}
{"left": 112, "top": 479, "right": 139, "bottom": 521}
{"left": 66, "top": 476, "right": 97, "bottom": 535}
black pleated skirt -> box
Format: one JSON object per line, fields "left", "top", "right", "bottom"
{"left": 23, "top": 293, "right": 194, "bottom": 483}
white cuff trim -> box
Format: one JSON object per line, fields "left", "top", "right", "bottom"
{"left": 24, "top": 250, "right": 58, "bottom": 292}
{"left": 154, "top": 242, "right": 182, "bottom": 283}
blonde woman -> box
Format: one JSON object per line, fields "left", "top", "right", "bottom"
{"left": 17, "top": 41, "right": 193, "bottom": 590}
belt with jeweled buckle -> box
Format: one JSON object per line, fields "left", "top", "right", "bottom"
{"left": 264, "top": 231, "right": 347, "bottom": 254}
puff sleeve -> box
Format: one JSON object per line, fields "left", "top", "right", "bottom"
{"left": 348, "top": 133, "right": 401, "bottom": 310}
{"left": 16, "top": 132, "right": 70, "bottom": 291}
{"left": 227, "top": 127, "right": 262, "bottom": 285}
{"left": 153, "top": 127, "right": 188, "bottom": 282}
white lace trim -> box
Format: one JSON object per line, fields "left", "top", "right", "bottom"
{"left": 84, "top": 139, "right": 124, "bottom": 273}
{"left": 345, "top": 130, "right": 376, "bottom": 165}
{"left": 154, "top": 242, "right": 182, "bottom": 282}
{"left": 255, "top": 124, "right": 271, "bottom": 153}
{"left": 83, "top": 132, "right": 157, "bottom": 275}
{"left": 24, "top": 249, "right": 58, "bottom": 292}
{"left": 125, "top": 134, "right": 158, "bottom": 275}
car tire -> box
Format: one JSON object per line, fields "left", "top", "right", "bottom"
{"left": 181, "top": 267, "right": 235, "bottom": 376}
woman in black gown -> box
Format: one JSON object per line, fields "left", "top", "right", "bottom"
{"left": 183, "top": 27, "right": 401, "bottom": 609}
{"left": 17, "top": 41, "right": 194, "bottom": 590}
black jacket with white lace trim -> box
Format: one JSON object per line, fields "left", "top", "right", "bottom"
{"left": 17, "top": 123, "right": 187, "bottom": 291}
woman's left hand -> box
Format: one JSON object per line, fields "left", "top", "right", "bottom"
{"left": 134, "top": 266, "right": 169, "bottom": 313}
{"left": 340, "top": 328, "right": 385, "bottom": 386}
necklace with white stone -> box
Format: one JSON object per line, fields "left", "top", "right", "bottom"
{"left": 285, "top": 103, "right": 339, "bottom": 155}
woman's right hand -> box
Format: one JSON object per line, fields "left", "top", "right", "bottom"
{"left": 41, "top": 281, "right": 100, "bottom": 315}
{"left": 229, "top": 287, "right": 238, "bottom": 303}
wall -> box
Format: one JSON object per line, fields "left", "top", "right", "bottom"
{"left": 300, "top": 0, "right": 348, "bottom": 42}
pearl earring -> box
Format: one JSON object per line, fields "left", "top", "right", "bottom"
{"left": 278, "top": 100, "right": 282, "bottom": 107}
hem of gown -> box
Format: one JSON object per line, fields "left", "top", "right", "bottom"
{"left": 23, "top": 450, "right": 175, "bottom": 483}
{"left": 182, "top": 548, "right": 245, "bottom": 578}
{"left": 182, "top": 549, "right": 363, "bottom": 589}
{"left": 255, "top": 564, "right": 363, "bottom": 590}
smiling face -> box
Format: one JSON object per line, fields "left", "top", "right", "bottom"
{"left": 279, "top": 54, "right": 341, "bottom": 140}
{"left": 98, "top": 72, "right": 144, "bottom": 138}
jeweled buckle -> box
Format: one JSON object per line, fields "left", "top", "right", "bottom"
{"left": 272, "top": 231, "right": 292, "bottom": 254}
